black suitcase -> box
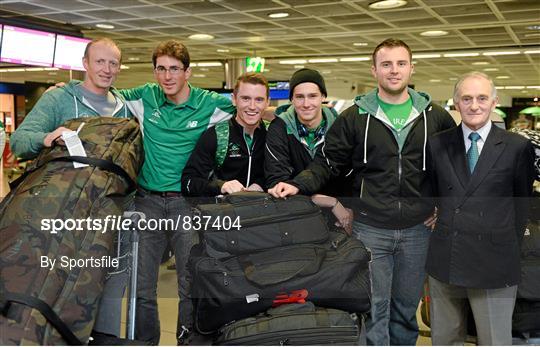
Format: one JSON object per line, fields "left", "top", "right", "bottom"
{"left": 190, "top": 232, "right": 371, "bottom": 334}
{"left": 214, "top": 302, "right": 360, "bottom": 345}
{"left": 194, "top": 192, "right": 329, "bottom": 257}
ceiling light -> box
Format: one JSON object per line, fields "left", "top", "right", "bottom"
{"left": 25, "top": 67, "right": 44, "bottom": 71}
{"left": 472, "top": 61, "right": 489, "bottom": 65}
{"left": 524, "top": 33, "right": 540, "bottom": 38}
{"left": 449, "top": 77, "right": 458, "bottom": 81}
{"left": 429, "top": 79, "right": 441, "bottom": 82}
{"left": 128, "top": 57, "right": 140, "bottom": 61}
{"left": 189, "top": 33, "right": 214, "bottom": 41}
{"left": 412, "top": 53, "right": 441, "bottom": 59}
{"left": 340, "top": 56, "right": 370, "bottom": 62}
{"left": 495, "top": 86, "right": 505, "bottom": 89}
{"left": 322, "top": 70, "right": 332, "bottom": 74}
{"left": 443, "top": 52, "right": 480, "bottom": 57}
{"left": 197, "top": 62, "right": 222, "bottom": 67}
{"left": 120, "top": 65, "right": 129, "bottom": 69}
{"left": 483, "top": 68, "right": 499, "bottom": 71}
{"left": 505, "top": 86, "right": 525, "bottom": 89}
{"left": 96, "top": 23, "right": 114, "bottom": 29}
{"left": 368, "top": 0, "right": 407, "bottom": 10}
{"left": 496, "top": 75, "right": 510, "bottom": 79}
{"left": 526, "top": 86, "right": 540, "bottom": 89}
{"left": 420, "top": 30, "right": 448, "bottom": 37}
{"left": 216, "top": 49, "right": 229, "bottom": 53}
{"left": 193, "top": 74, "right": 206, "bottom": 78}
{"left": 247, "top": 36, "right": 264, "bottom": 42}
{"left": 199, "top": 67, "right": 209, "bottom": 71}
{"left": 521, "top": 90, "right": 530, "bottom": 93}
{"left": 268, "top": 12, "right": 289, "bottom": 18}
{"left": 353, "top": 42, "right": 368, "bottom": 46}
{"left": 524, "top": 49, "right": 540, "bottom": 54}
{"left": 308, "top": 58, "right": 338, "bottom": 63}
{"left": 526, "top": 25, "right": 540, "bottom": 30}
{"left": 5, "top": 68, "right": 26, "bottom": 72}
{"left": 264, "top": 69, "right": 270, "bottom": 72}
{"left": 482, "top": 51, "right": 520, "bottom": 56}
{"left": 280, "top": 59, "right": 307, "bottom": 64}
{"left": 48, "top": 72, "right": 57, "bottom": 75}
{"left": 44, "top": 68, "right": 58, "bottom": 71}
{"left": 294, "top": 65, "right": 305, "bottom": 69}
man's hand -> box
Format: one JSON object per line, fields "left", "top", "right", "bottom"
{"left": 44, "top": 82, "right": 66, "bottom": 94}
{"left": 424, "top": 207, "right": 438, "bottom": 230}
{"left": 245, "top": 183, "right": 263, "bottom": 192}
{"left": 268, "top": 182, "right": 299, "bottom": 198}
{"left": 332, "top": 201, "right": 353, "bottom": 235}
{"left": 43, "top": 127, "right": 71, "bottom": 147}
{"left": 221, "top": 180, "right": 245, "bottom": 194}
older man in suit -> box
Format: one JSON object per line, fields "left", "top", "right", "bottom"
{"left": 426, "top": 72, "right": 535, "bottom": 345}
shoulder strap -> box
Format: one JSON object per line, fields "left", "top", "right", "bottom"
{"left": 10, "top": 156, "right": 136, "bottom": 193}
{"left": 214, "top": 121, "right": 230, "bottom": 169}
{"left": 2, "top": 293, "right": 83, "bottom": 345}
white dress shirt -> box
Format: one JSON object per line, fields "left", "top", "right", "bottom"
{"left": 462, "top": 121, "right": 492, "bottom": 155}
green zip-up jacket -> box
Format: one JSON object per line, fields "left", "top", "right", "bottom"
{"left": 10, "top": 80, "right": 131, "bottom": 159}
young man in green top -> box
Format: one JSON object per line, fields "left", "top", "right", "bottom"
{"left": 269, "top": 39, "right": 455, "bottom": 345}
{"left": 119, "top": 40, "right": 236, "bottom": 345}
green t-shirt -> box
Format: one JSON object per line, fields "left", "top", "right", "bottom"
{"left": 243, "top": 132, "right": 254, "bottom": 150}
{"left": 378, "top": 96, "right": 413, "bottom": 131}
{"left": 120, "top": 83, "right": 236, "bottom": 191}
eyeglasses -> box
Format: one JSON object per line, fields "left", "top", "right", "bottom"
{"left": 154, "top": 66, "right": 185, "bottom": 75}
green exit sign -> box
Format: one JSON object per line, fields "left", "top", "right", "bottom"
{"left": 246, "top": 57, "right": 265, "bottom": 73}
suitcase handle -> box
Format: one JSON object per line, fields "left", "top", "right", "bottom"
{"left": 239, "top": 248, "right": 326, "bottom": 286}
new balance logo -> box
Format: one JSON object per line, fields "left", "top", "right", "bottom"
{"left": 186, "top": 121, "right": 198, "bottom": 128}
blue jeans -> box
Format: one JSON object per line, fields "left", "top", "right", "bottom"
{"left": 134, "top": 190, "right": 195, "bottom": 345}
{"left": 353, "top": 221, "right": 431, "bottom": 346}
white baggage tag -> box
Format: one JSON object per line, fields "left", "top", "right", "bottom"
{"left": 245, "top": 293, "right": 259, "bottom": 303}
{"left": 62, "top": 123, "right": 88, "bottom": 168}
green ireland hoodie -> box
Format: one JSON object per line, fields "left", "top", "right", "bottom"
{"left": 10, "top": 80, "right": 131, "bottom": 159}
{"left": 354, "top": 87, "right": 432, "bottom": 151}
{"left": 277, "top": 104, "right": 338, "bottom": 158}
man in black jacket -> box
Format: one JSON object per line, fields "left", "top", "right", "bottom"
{"left": 181, "top": 72, "right": 268, "bottom": 197}
{"left": 265, "top": 68, "right": 353, "bottom": 232}
{"left": 426, "top": 72, "right": 534, "bottom": 345}
{"left": 269, "top": 38, "right": 455, "bottom": 345}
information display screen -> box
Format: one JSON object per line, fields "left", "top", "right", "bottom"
{"left": 54, "top": 35, "right": 91, "bottom": 71}
{"left": 0, "top": 25, "right": 56, "bottom": 66}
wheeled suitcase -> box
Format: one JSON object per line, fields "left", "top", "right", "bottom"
{"left": 191, "top": 231, "right": 371, "bottom": 334}
{"left": 214, "top": 302, "right": 360, "bottom": 345}
{"left": 194, "top": 192, "right": 329, "bottom": 257}
{"left": 0, "top": 117, "right": 143, "bottom": 345}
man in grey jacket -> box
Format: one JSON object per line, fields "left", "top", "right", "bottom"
{"left": 10, "top": 37, "right": 130, "bottom": 159}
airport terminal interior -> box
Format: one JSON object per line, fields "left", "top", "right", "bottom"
{"left": 0, "top": 0, "right": 539, "bottom": 345}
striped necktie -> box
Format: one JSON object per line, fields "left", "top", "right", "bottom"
{"left": 467, "top": 132, "right": 481, "bottom": 173}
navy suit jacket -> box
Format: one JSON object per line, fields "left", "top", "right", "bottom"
{"left": 426, "top": 123, "right": 535, "bottom": 289}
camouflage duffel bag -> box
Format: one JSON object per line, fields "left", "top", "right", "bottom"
{"left": 0, "top": 117, "right": 143, "bottom": 345}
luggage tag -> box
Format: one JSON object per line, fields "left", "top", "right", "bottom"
{"left": 62, "top": 122, "right": 88, "bottom": 168}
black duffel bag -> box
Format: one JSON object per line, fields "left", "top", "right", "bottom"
{"left": 194, "top": 192, "right": 329, "bottom": 257}
{"left": 214, "top": 301, "right": 360, "bottom": 345}
{"left": 190, "top": 232, "right": 371, "bottom": 334}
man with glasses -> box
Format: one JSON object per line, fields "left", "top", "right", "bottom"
{"left": 10, "top": 37, "right": 130, "bottom": 159}
{"left": 265, "top": 68, "right": 353, "bottom": 232}
{"left": 269, "top": 38, "right": 455, "bottom": 345}
{"left": 119, "top": 40, "right": 236, "bottom": 345}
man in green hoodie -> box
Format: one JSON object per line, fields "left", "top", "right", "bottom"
{"left": 265, "top": 68, "right": 353, "bottom": 232}
{"left": 10, "top": 37, "right": 130, "bottom": 159}
{"left": 270, "top": 38, "right": 455, "bottom": 345}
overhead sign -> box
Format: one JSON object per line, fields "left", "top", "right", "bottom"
{"left": 246, "top": 56, "right": 265, "bottom": 73}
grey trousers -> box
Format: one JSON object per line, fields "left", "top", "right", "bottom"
{"left": 429, "top": 276, "right": 517, "bottom": 346}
